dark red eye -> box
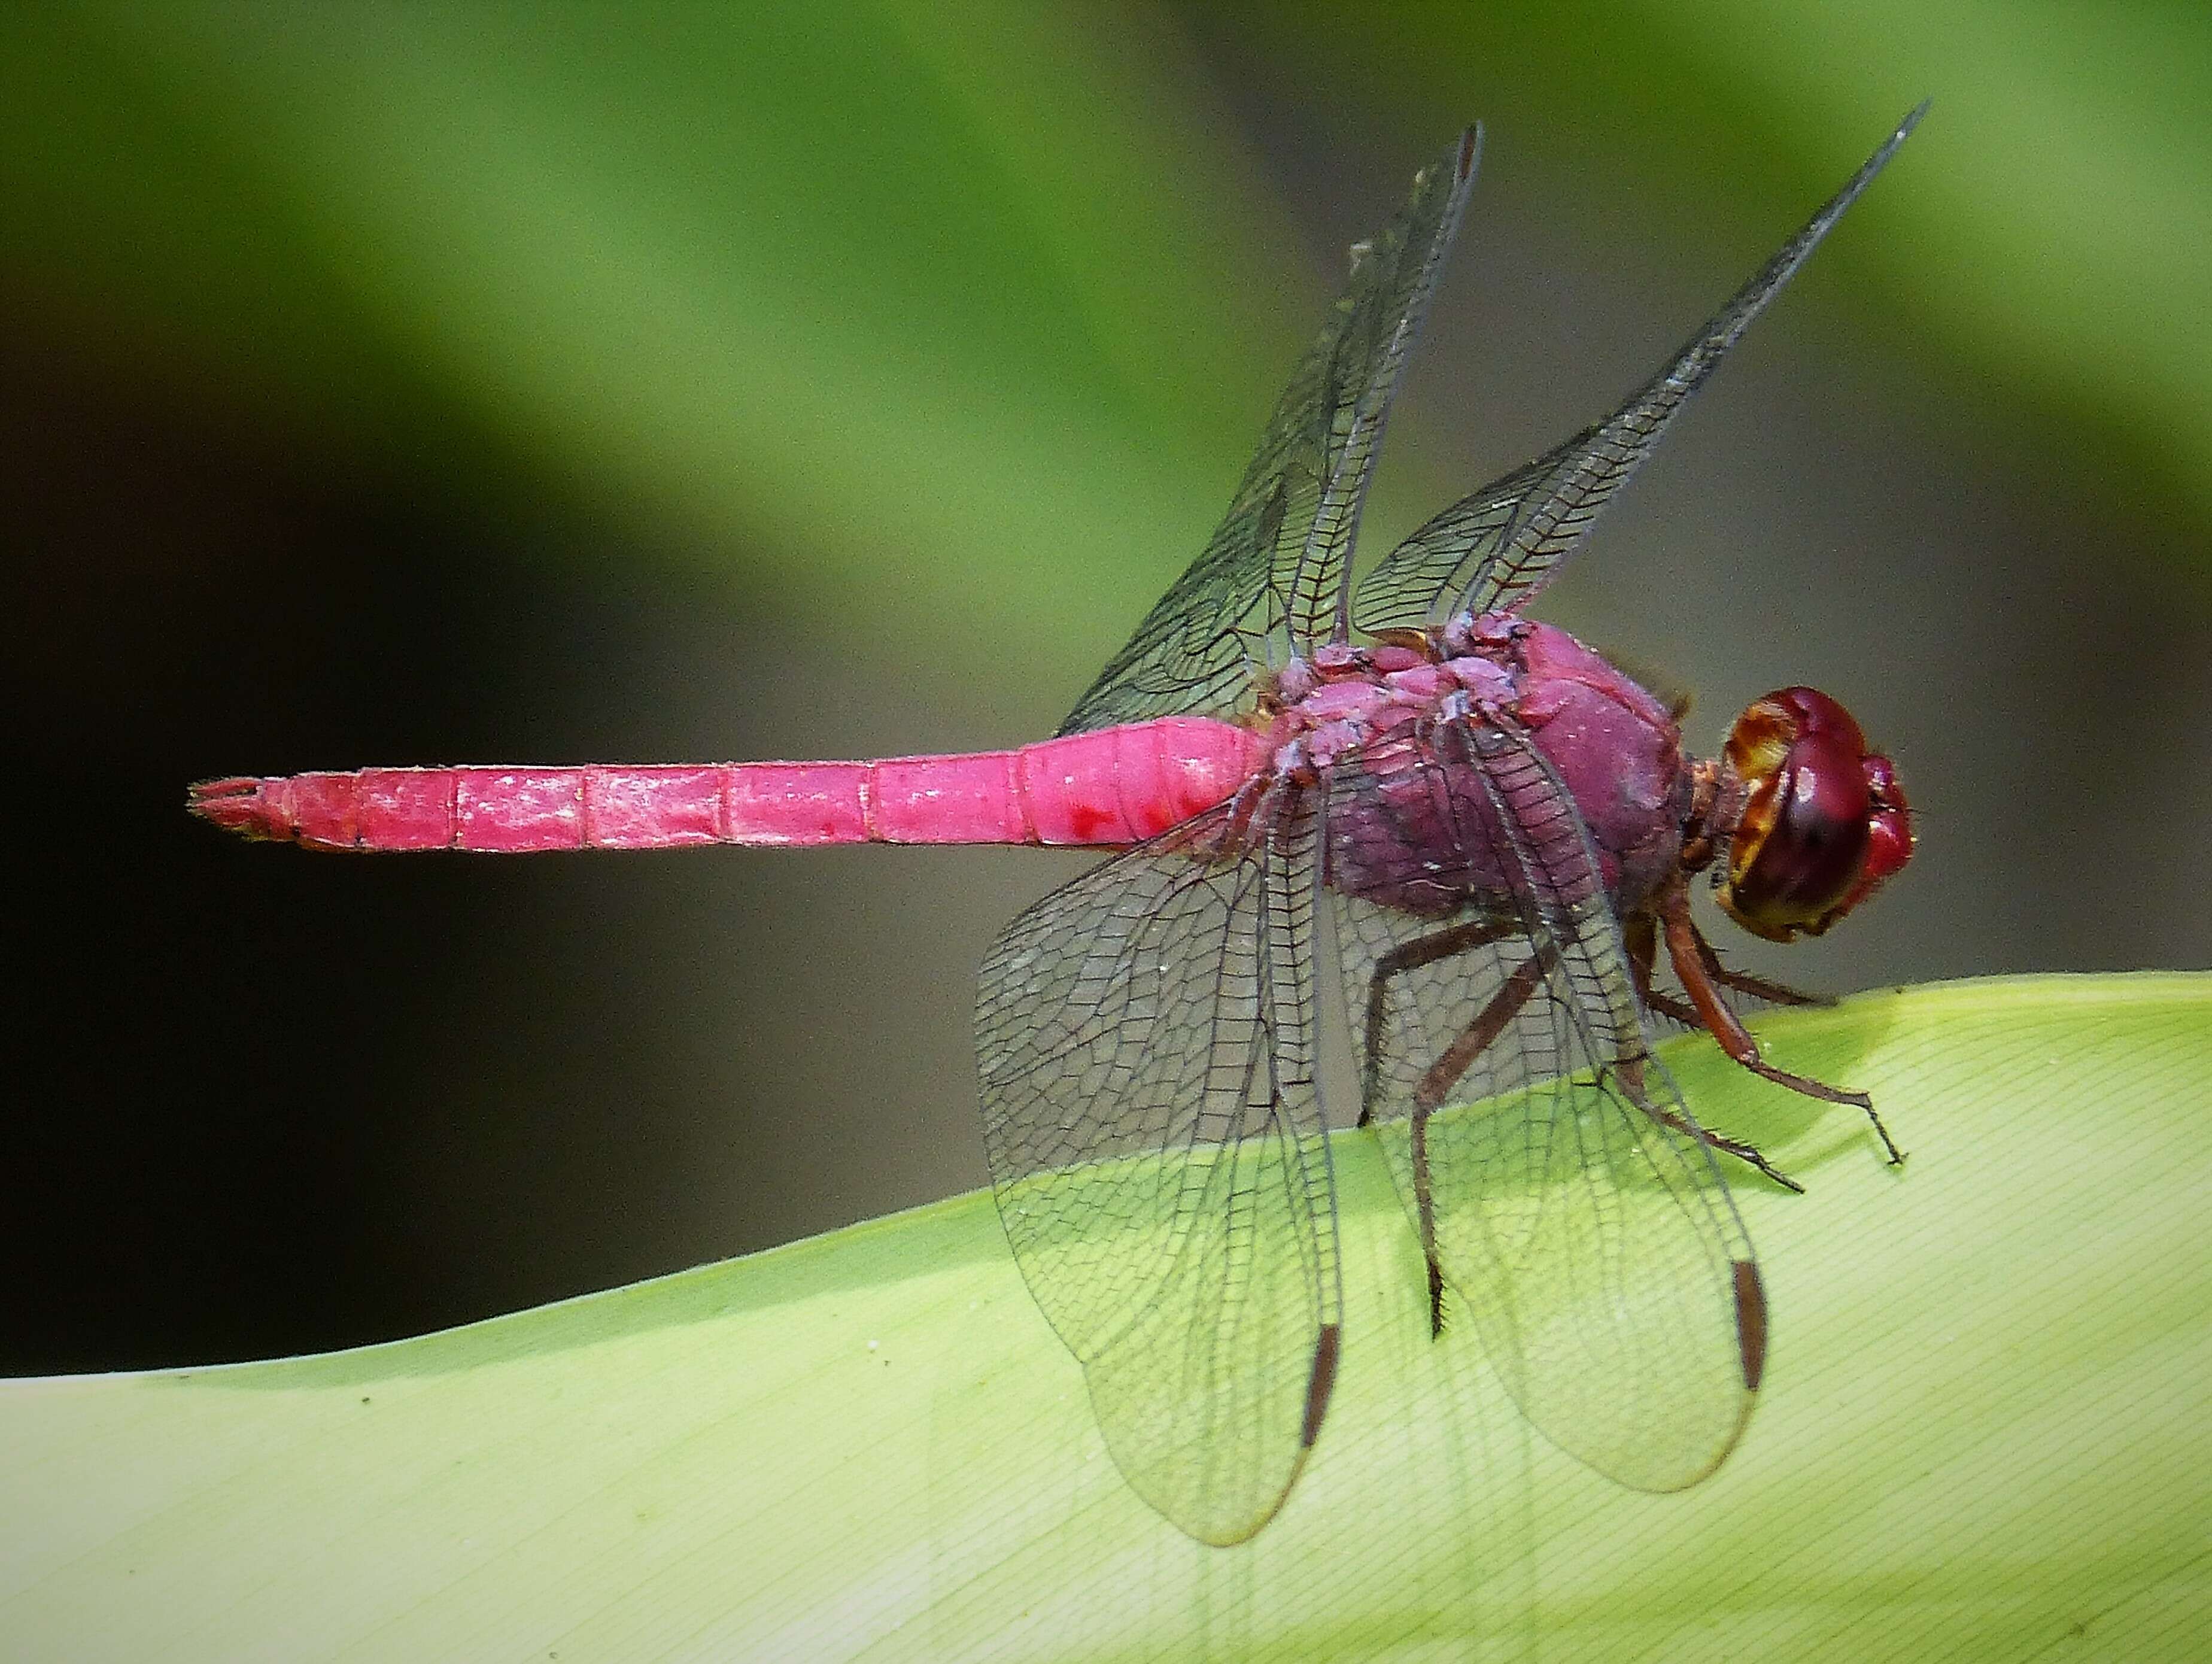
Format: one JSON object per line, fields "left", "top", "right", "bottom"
{"left": 1838, "top": 751, "right": 1913, "bottom": 918}
{"left": 1718, "top": 688, "right": 1913, "bottom": 942}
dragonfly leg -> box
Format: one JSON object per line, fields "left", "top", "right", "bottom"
{"left": 1399, "top": 950, "right": 1547, "bottom": 1335}
{"left": 1625, "top": 921, "right": 1806, "bottom": 1191}
{"left": 1633, "top": 907, "right": 1818, "bottom": 1018}
{"left": 1641, "top": 1096, "right": 1806, "bottom": 1194}
{"left": 1611, "top": 913, "right": 1816, "bottom": 1195}
{"left": 1626, "top": 912, "right": 1708, "bottom": 1029}
{"left": 1357, "top": 915, "right": 1520, "bottom": 1127}
{"left": 1690, "top": 929, "right": 1827, "bottom": 1008}
{"left": 1660, "top": 887, "right": 1906, "bottom": 1165}
{"left": 1408, "top": 952, "right": 1548, "bottom": 1117}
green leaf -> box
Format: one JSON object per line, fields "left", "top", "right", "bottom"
{"left": 4, "top": 973, "right": 2207, "bottom": 1657}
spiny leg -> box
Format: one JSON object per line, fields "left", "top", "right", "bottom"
{"left": 1627, "top": 913, "right": 1707, "bottom": 1028}
{"left": 1639, "top": 1088, "right": 1805, "bottom": 1194}
{"left": 1628, "top": 912, "right": 1796, "bottom": 1186}
{"left": 1628, "top": 912, "right": 1801, "bottom": 1188}
{"left": 1411, "top": 954, "right": 1547, "bottom": 1117}
{"left": 1359, "top": 913, "right": 1526, "bottom": 1334}
{"left": 1660, "top": 886, "right": 1906, "bottom": 1164}
{"left": 1690, "top": 927, "right": 1825, "bottom": 1008}
{"left": 1634, "top": 907, "right": 1815, "bottom": 1020}
{"left": 1625, "top": 913, "right": 1659, "bottom": 1001}
{"left": 1357, "top": 915, "right": 1519, "bottom": 1127}
{"left": 1401, "top": 952, "right": 1546, "bottom": 1335}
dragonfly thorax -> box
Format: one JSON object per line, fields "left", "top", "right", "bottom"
{"left": 1268, "top": 617, "right": 1694, "bottom": 919}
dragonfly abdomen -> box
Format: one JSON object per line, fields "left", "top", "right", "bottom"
{"left": 187, "top": 716, "right": 1265, "bottom": 853}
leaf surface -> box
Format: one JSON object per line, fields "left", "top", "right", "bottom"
{"left": 4, "top": 974, "right": 2207, "bottom": 1658}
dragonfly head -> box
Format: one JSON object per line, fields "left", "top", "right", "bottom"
{"left": 1714, "top": 687, "right": 1912, "bottom": 943}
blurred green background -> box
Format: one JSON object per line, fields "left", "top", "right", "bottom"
{"left": 5, "top": 2, "right": 2207, "bottom": 1374}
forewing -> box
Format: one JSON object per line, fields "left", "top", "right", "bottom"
{"left": 1060, "top": 129, "right": 1481, "bottom": 735}
{"left": 1324, "top": 718, "right": 1764, "bottom": 1490}
{"left": 974, "top": 794, "right": 1340, "bottom": 1544}
{"left": 1355, "top": 104, "right": 1924, "bottom": 634}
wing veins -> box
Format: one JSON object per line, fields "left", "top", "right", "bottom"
{"left": 1355, "top": 105, "right": 1925, "bottom": 634}
{"left": 1061, "top": 130, "right": 1481, "bottom": 733}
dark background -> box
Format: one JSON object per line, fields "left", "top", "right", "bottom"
{"left": 7, "top": 5, "right": 2208, "bottom": 1373}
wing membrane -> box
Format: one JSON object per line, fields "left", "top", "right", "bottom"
{"left": 1325, "top": 718, "right": 1763, "bottom": 1490}
{"left": 1061, "top": 129, "right": 1481, "bottom": 734}
{"left": 974, "top": 795, "right": 1339, "bottom": 1544}
{"left": 1355, "top": 104, "right": 1925, "bottom": 635}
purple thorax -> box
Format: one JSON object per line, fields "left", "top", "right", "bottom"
{"left": 1272, "top": 617, "right": 1691, "bottom": 918}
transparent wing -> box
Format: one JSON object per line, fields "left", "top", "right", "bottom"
{"left": 1324, "top": 716, "right": 1765, "bottom": 1490}
{"left": 1354, "top": 103, "right": 1925, "bottom": 636}
{"left": 974, "top": 792, "right": 1340, "bottom": 1544}
{"left": 1060, "top": 128, "right": 1481, "bottom": 736}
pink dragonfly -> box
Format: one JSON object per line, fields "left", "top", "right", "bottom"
{"left": 193, "top": 108, "right": 1921, "bottom": 1545}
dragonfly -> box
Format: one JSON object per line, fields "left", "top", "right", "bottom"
{"left": 193, "top": 107, "right": 1922, "bottom": 1546}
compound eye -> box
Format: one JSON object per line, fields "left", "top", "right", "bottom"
{"left": 1719, "top": 688, "right": 1904, "bottom": 942}
{"left": 1837, "top": 751, "right": 1914, "bottom": 919}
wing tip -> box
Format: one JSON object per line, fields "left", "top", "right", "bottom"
{"left": 1733, "top": 1257, "right": 1769, "bottom": 1392}
{"left": 1187, "top": 1323, "right": 1342, "bottom": 1545}
{"left": 1842, "top": 99, "right": 1931, "bottom": 207}
{"left": 1301, "top": 1320, "right": 1342, "bottom": 1448}
{"left": 1097, "top": 1321, "right": 1342, "bottom": 1547}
